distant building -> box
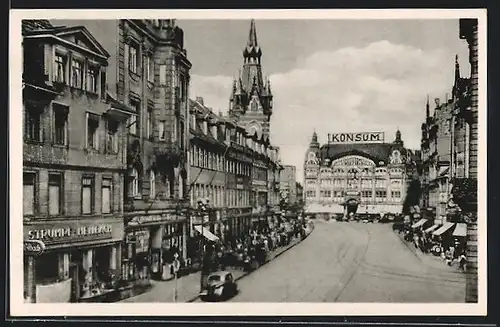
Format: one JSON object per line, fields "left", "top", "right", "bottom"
{"left": 22, "top": 21, "right": 134, "bottom": 302}
{"left": 188, "top": 97, "right": 281, "bottom": 249}
{"left": 279, "top": 165, "right": 297, "bottom": 205}
{"left": 303, "top": 131, "right": 413, "bottom": 216}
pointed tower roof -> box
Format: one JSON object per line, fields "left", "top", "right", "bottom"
{"left": 309, "top": 130, "right": 320, "bottom": 149}
{"left": 426, "top": 94, "right": 430, "bottom": 119}
{"left": 454, "top": 54, "right": 461, "bottom": 81}
{"left": 243, "top": 19, "right": 262, "bottom": 58}
{"left": 247, "top": 19, "right": 258, "bottom": 47}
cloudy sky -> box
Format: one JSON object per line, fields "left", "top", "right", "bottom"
{"left": 177, "top": 19, "right": 469, "bottom": 182}
{"left": 53, "top": 18, "right": 470, "bottom": 182}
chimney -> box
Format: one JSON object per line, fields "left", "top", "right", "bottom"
{"left": 434, "top": 98, "right": 441, "bottom": 107}
{"left": 196, "top": 97, "right": 204, "bottom": 105}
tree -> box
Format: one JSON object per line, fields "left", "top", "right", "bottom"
{"left": 402, "top": 179, "right": 421, "bottom": 215}
{"left": 451, "top": 177, "right": 477, "bottom": 218}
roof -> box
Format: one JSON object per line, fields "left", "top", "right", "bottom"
{"left": 320, "top": 143, "right": 394, "bottom": 164}
{"left": 23, "top": 24, "right": 110, "bottom": 59}
{"left": 21, "top": 20, "right": 54, "bottom": 33}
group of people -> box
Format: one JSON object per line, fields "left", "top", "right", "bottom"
{"left": 395, "top": 218, "right": 467, "bottom": 272}
{"left": 200, "top": 217, "right": 310, "bottom": 273}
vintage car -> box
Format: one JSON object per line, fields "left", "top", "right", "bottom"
{"left": 200, "top": 271, "right": 238, "bottom": 301}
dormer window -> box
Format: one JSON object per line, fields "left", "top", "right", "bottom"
{"left": 71, "top": 59, "right": 83, "bottom": 89}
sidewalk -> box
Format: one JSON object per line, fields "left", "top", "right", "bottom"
{"left": 393, "top": 229, "right": 464, "bottom": 273}
{"left": 120, "top": 226, "right": 314, "bottom": 303}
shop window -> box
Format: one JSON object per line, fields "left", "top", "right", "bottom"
{"left": 86, "top": 113, "right": 100, "bottom": 150}
{"left": 48, "top": 173, "right": 63, "bottom": 216}
{"left": 53, "top": 104, "right": 69, "bottom": 146}
{"left": 35, "top": 252, "right": 60, "bottom": 284}
{"left": 54, "top": 54, "right": 66, "bottom": 83}
{"left": 106, "top": 118, "right": 119, "bottom": 154}
{"left": 71, "top": 59, "right": 83, "bottom": 89}
{"left": 102, "top": 178, "right": 112, "bottom": 214}
{"left": 24, "top": 103, "right": 43, "bottom": 142}
{"left": 129, "top": 168, "right": 140, "bottom": 198}
{"left": 150, "top": 170, "right": 156, "bottom": 198}
{"left": 23, "top": 172, "right": 36, "bottom": 216}
{"left": 82, "top": 176, "right": 94, "bottom": 214}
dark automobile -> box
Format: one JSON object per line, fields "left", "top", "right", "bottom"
{"left": 200, "top": 271, "right": 238, "bottom": 301}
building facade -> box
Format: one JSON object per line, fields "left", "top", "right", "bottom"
{"left": 304, "top": 131, "right": 412, "bottom": 216}
{"left": 22, "top": 21, "right": 134, "bottom": 302}
{"left": 279, "top": 165, "right": 297, "bottom": 205}
{"left": 112, "top": 19, "right": 192, "bottom": 282}
{"left": 459, "top": 18, "right": 479, "bottom": 304}
{"left": 188, "top": 96, "right": 281, "bottom": 253}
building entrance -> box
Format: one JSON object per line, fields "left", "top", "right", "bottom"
{"left": 345, "top": 198, "right": 359, "bottom": 216}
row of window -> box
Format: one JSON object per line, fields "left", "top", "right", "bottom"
{"left": 23, "top": 171, "right": 114, "bottom": 217}
{"left": 189, "top": 145, "right": 252, "bottom": 175}
{"left": 190, "top": 184, "right": 251, "bottom": 208}
{"left": 25, "top": 103, "right": 122, "bottom": 155}
{"left": 127, "top": 100, "right": 183, "bottom": 146}
{"left": 54, "top": 53, "right": 104, "bottom": 96}
{"left": 128, "top": 168, "right": 183, "bottom": 200}
{"left": 305, "top": 190, "right": 401, "bottom": 199}
{"left": 306, "top": 167, "right": 404, "bottom": 176}
{"left": 311, "top": 178, "right": 403, "bottom": 187}
{"left": 125, "top": 41, "right": 187, "bottom": 100}
{"left": 190, "top": 115, "right": 278, "bottom": 162}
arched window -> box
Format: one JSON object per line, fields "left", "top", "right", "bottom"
{"left": 129, "top": 168, "right": 139, "bottom": 197}
{"left": 150, "top": 170, "right": 156, "bottom": 198}
{"left": 250, "top": 99, "right": 258, "bottom": 111}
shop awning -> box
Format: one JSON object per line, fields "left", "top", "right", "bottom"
{"left": 433, "top": 222, "right": 455, "bottom": 236}
{"left": 411, "top": 218, "right": 427, "bottom": 229}
{"left": 194, "top": 225, "right": 219, "bottom": 242}
{"left": 453, "top": 223, "right": 467, "bottom": 237}
{"left": 424, "top": 224, "right": 440, "bottom": 234}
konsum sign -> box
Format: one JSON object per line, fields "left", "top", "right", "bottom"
{"left": 328, "top": 132, "right": 385, "bottom": 144}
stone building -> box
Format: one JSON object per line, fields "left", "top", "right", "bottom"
{"left": 279, "top": 165, "right": 298, "bottom": 205}
{"left": 109, "top": 19, "right": 192, "bottom": 282}
{"left": 227, "top": 19, "right": 282, "bottom": 216}
{"left": 22, "top": 21, "right": 134, "bottom": 302}
{"left": 187, "top": 96, "right": 281, "bottom": 257}
{"left": 459, "top": 17, "right": 479, "bottom": 304}
{"left": 303, "top": 131, "right": 412, "bottom": 216}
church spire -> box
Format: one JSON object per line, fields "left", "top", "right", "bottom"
{"left": 247, "top": 19, "right": 258, "bottom": 47}
{"left": 454, "top": 54, "right": 461, "bottom": 81}
{"left": 426, "top": 94, "right": 430, "bottom": 119}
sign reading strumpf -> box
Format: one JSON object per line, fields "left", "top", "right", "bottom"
{"left": 329, "top": 132, "right": 384, "bottom": 144}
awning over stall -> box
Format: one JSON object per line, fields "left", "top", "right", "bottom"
{"left": 452, "top": 223, "right": 467, "bottom": 237}
{"left": 433, "top": 222, "right": 455, "bottom": 236}
{"left": 194, "top": 225, "right": 219, "bottom": 242}
{"left": 411, "top": 218, "right": 427, "bottom": 229}
{"left": 424, "top": 224, "right": 440, "bottom": 234}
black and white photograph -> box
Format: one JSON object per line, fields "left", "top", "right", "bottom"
{"left": 9, "top": 9, "right": 487, "bottom": 316}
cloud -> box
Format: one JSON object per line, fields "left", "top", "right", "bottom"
{"left": 190, "top": 40, "right": 460, "bottom": 182}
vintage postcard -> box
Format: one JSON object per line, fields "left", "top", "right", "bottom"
{"left": 9, "top": 9, "right": 487, "bottom": 317}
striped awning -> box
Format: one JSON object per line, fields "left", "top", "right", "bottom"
{"left": 411, "top": 218, "right": 427, "bottom": 229}
{"left": 452, "top": 223, "right": 467, "bottom": 237}
{"left": 424, "top": 224, "right": 440, "bottom": 234}
{"left": 433, "top": 222, "right": 455, "bottom": 236}
{"left": 194, "top": 225, "right": 219, "bottom": 242}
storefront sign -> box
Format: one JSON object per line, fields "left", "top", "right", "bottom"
{"left": 129, "top": 214, "right": 181, "bottom": 226}
{"left": 24, "top": 218, "right": 124, "bottom": 249}
{"left": 24, "top": 240, "right": 46, "bottom": 256}
{"left": 329, "top": 132, "right": 384, "bottom": 144}
{"left": 27, "top": 224, "right": 113, "bottom": 244}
